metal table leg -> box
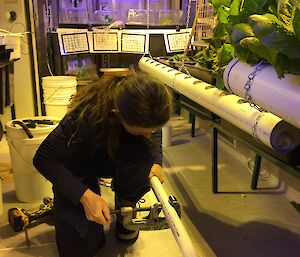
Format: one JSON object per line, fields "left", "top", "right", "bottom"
{"left": 191, "top": 114, "right": 195, "bottom": 137}
{"left": 251, "top": 154, "right": 262, "bottom": 189}
{"left": 212, "top": 126, "right": 218, "bottom": 193}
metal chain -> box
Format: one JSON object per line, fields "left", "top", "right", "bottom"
{"left": 45, "top": 0, "right": 52, "bottom": 32}
{"left": 244, "top": 60, "right": 266, "bottom": 141}
{"left": 252, "top": 111, "right": 264, "bottom": 142}
{"left": 186, "top": 0, "right": 192, "bottom": 29}
{"left": 244, "top": 60, "right": 265, "bottom": 112}
{"left": 146, "top": 0, "right": 150, "bottom": 29}
{"left": 177, "top": 0, "right": 192, "bottom": 75}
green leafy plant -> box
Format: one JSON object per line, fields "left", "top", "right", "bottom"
{"left": 210, "top": 0, "right": 300, "bottom": 77}
{"left": 192, "top": 37, "right": 234, "bottom": 88}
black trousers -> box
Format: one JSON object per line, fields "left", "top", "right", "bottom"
{"left": 54, "top": 133, "right": 153, "bottom": 257}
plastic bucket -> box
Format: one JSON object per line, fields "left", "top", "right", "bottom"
{"left": 43, "top": 87, "right": 76, "bottom": 99}
{"left": 42, "top": 76, "right": 77, "bottom": 102}
{"left": 43, "top": 87, "right": 76, "bottom": 100}
{"left": 5, "top": 116, "right": 61, "bottom": 202}
{"left": 42, "top": 75, "right": 77, "bottom": 84}
{"left": 44, "top": 102, "right": 69, "bottom": 119}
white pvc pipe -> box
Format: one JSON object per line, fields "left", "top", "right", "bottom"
{"left": 150, "top": 176, "right": 200, "bottom": 257}
{"left": 224, "top": 59, "right": 300, "bottom": 129}
{"left": 139, "top": 57, "right": 300, "bottom": 153}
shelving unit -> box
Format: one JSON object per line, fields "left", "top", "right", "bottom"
{"left": 0, "top": 59, "right": 20, "bottom": 135}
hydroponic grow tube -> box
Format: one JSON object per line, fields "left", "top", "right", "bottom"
{"left": 139, "top": 57, "right": 300, "bottom": 153}
{"left": 224, "top": 59, "right": 300, "bottom": 130}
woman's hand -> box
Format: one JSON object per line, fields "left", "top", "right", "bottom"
{"left": 80, "top": 189, "right": 111, "bottom": 226}
{"left": 149, "top": 163, "right": 164, "bottom": 183}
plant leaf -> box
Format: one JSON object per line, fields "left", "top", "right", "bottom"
{"left": 240, "top": 37, "right": 278, "bottom": 66}
{"left": 217, "top": 6, "right": 230, "bottom": 24}
{"left": 216, "top": 72, "right": 225, "bottom": 89}
{"left": 217, "top": 44, "right": 235, "bottom": 66}
{"left": 213, "top": 22, "right": 228, "bottom": 38}
{"left": 277, "top": 0, "right": 297, "bottom": 33}
{"left": 242, "top": 0, "right": 272, "bottom": 13}
{"left": 231, "top": 23, "right": 254, "bottom": 44}
{"left": 211, "top": 0, "right": 232, "bottom": 9}
{"left": 229, "top": 0, "right": 242, "bottom": 16}
{"left": 293, "top": 7, "right": 300, "bottom": 40}
{"left": 277, "top": 53, "right": 300, "bottom": 75}
{"left": 249, "top": 14, "right": 300, "bottom": 59}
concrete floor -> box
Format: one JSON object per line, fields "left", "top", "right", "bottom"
{"left": 0, "top": 116, "right": 300, "bottom": 257}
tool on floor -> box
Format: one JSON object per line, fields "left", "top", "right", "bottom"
{"left": 7, "top": 194, "right": 181, "bottom": 232}
{"left": 8, "top": 197, "right": 54, "bottom": 232}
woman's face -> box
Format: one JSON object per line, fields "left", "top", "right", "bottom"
{"left": 121, "top": 120, "right": 160, "bottom": 139}
{"left": 113, "top": 109, "right": 161, "bottom": 138}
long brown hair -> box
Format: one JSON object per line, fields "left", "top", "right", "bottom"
{"left": 67, "top": 73, "right": 173, "bottom": 157}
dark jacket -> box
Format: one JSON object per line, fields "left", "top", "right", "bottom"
{"left": 33, "top": 113, "right": 163, "bottom": 204}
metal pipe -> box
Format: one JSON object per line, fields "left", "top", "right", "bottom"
{"left": 150, "top": 176, "right": 199, "bottom": 257}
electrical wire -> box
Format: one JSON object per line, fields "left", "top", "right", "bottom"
{"left": 11, "top": 22, "right": 30, "bottom": 55}
{"left": 1, "top": 24, "right": 30, "bottom": 56}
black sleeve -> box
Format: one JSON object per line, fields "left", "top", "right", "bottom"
{"left": 150, "top": 129, "right": 163, "bottom": 166}
{"left": 33, "top": 116, "right": 89, "bottom": 204}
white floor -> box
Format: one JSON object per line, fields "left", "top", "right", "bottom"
{"left": 1, "top": 116, "right": 300, "bottom": 257}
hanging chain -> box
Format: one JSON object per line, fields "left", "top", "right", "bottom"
{"left": 174, "top": 0, "right": 192, "bottom": 89}
{"left": 252, "top": 111, "right": 264, "bottom": 142}
{"left": 176, "top": 0, "right": 193, "bottom": 75}
{"left": 244, "top": 60, "right": 265, "bottom": 112}
{"left": 186, "top": 0, "right": 192, "bottom": 30}
{"left": 146, "top": 0, "right": 150, "bottom": 29}
{"left": 45, "top": 0, "right": 53, "bottom": 32}
{"left": 243, "top": 60, "right": 266, "bottom": 141}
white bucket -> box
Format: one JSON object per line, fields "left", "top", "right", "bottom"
{"left": 5, "top": 116, "right": 61, "bottom": 203}
{"left": 42, "top": 76, "right": 77, "bottom": 110}
{"left": 44, "top": 102, "right": 69, "bottom": 119}
{"left": 43, "top": 87, "right": 76, "bottom": 100}
{"left": 42, "top": 75, "right": 77, "bottom": 84}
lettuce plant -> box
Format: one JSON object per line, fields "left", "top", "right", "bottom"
{"left": 210, "top": 0, "right": 300, "bottom": 77}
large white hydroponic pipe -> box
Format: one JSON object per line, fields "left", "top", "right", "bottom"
{"left": 139, "top": 57, "right": 300, "bottom": 153}
{"left": 224, "top": 59, "right": 300, "bottom": 129}
{"left": 150, "top": 176, "right": 200, "bottom": 257}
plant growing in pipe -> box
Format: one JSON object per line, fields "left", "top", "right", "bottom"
{"left": 210, "top": 0, "right": 300, "bottom": 78}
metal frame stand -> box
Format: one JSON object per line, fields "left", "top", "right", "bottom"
{"left": 211, "top": 121, "right": 300, "bottom": 193}
{"left": 175, "top": 94, "right": 300, "bottom": 194}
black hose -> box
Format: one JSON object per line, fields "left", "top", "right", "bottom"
{"left": 12, "top": 121, "right": 34, "bottom": 139}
